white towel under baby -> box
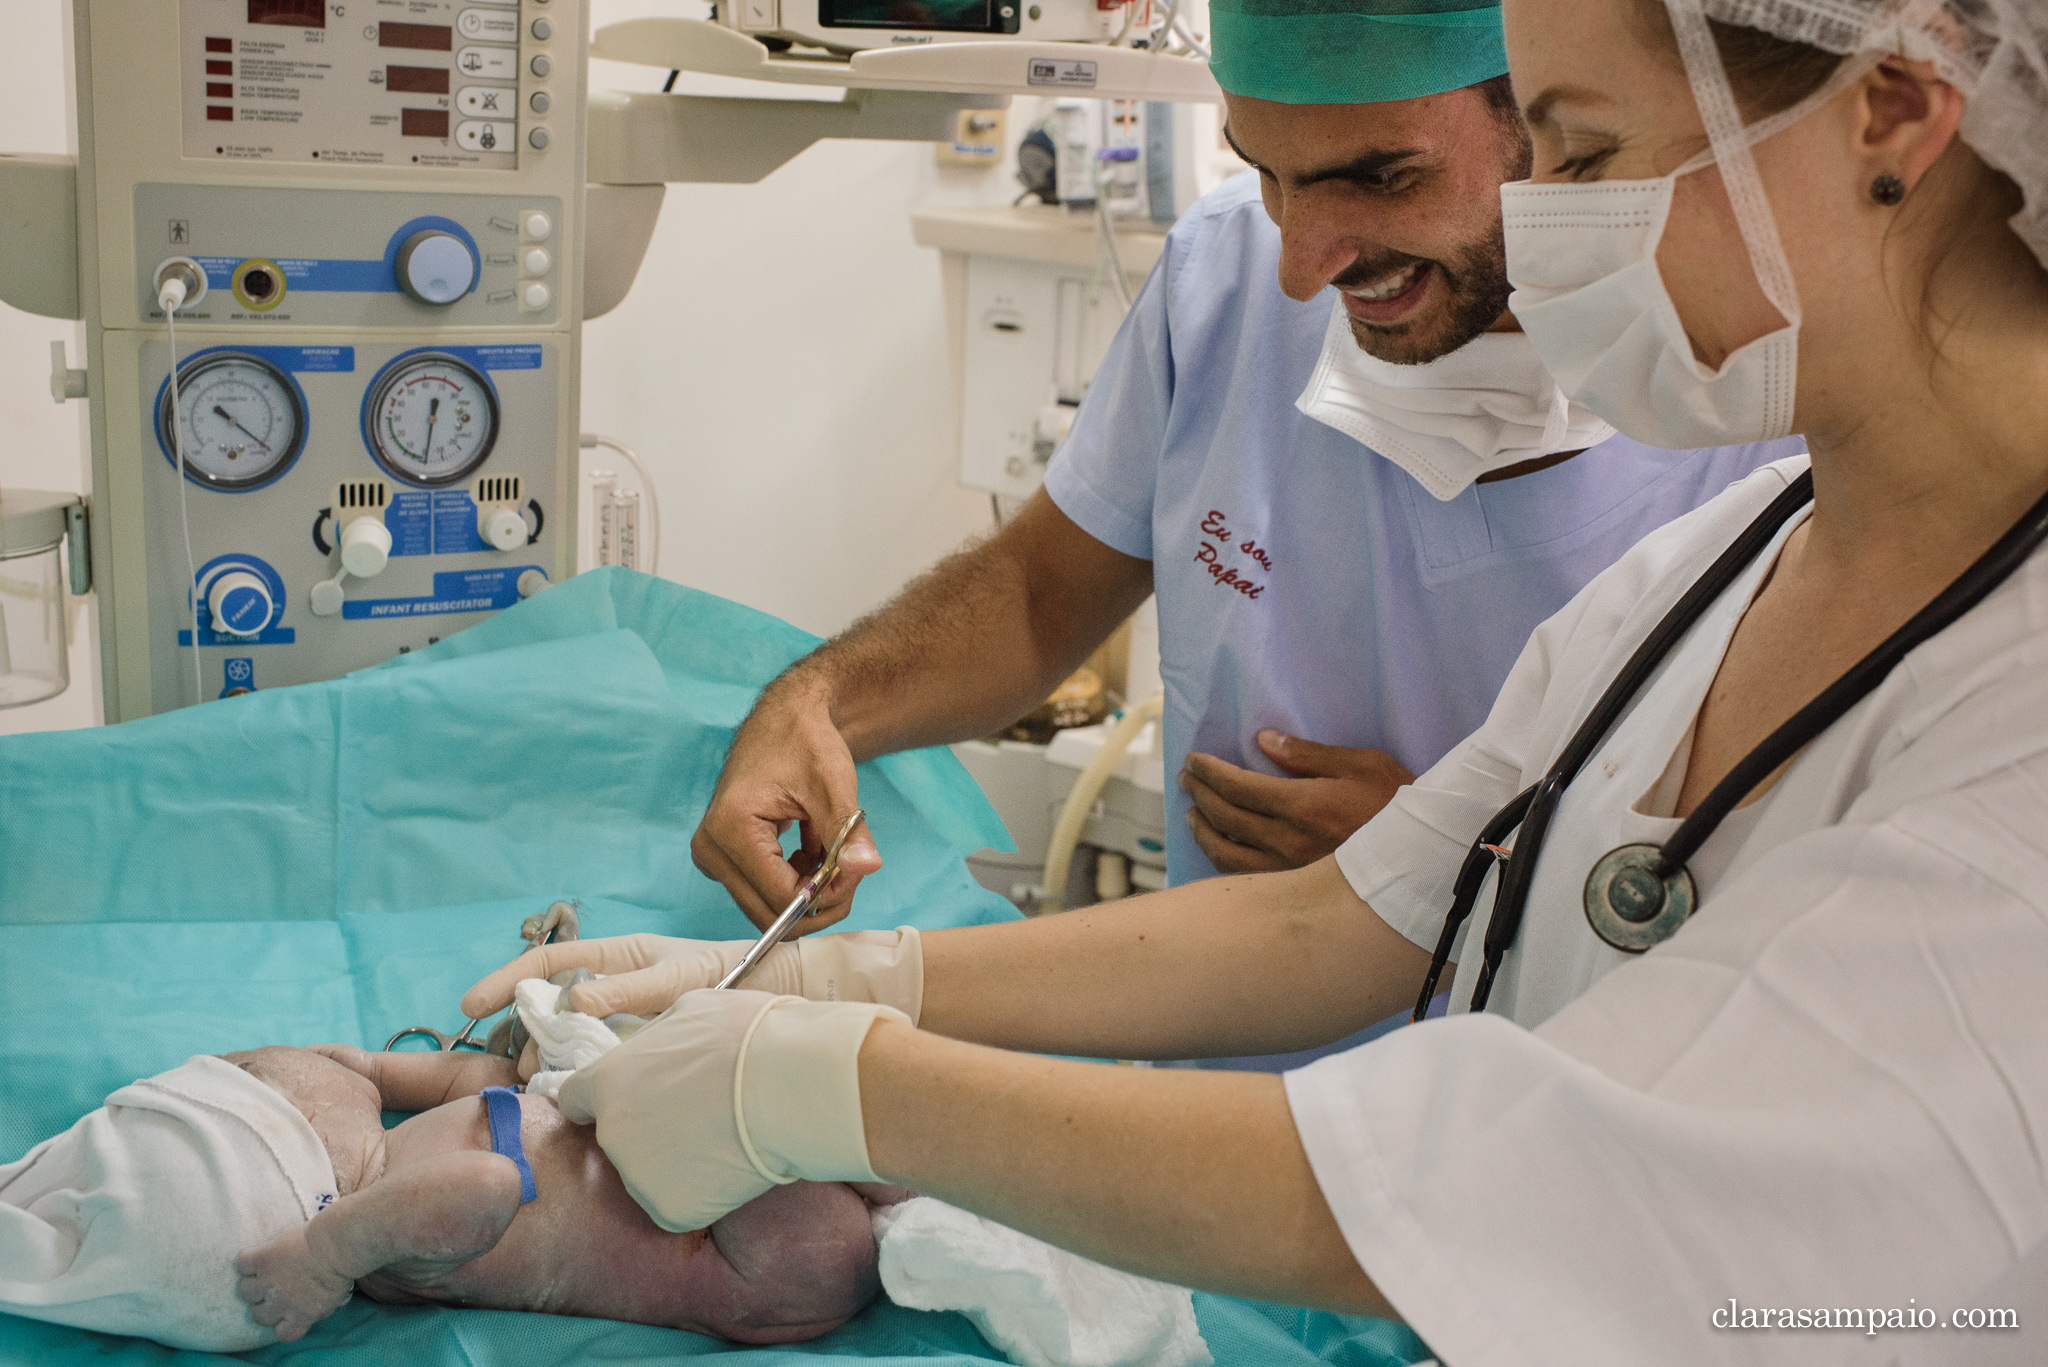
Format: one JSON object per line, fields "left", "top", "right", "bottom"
{"left": 0, "top": 1054, "right": 337, "bottom": 1351}
{"left": 873, "top": 1196, "right": 1212, "bottom": 1367}
{"left": 518, "top": 992, "right": 1212, "bottom": 1367}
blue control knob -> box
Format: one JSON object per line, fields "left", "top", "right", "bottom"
{"left": 395, "top": 230, "right": 477, "bottom": 305}
{"left": 208, "top": 570, "right": 274, "bottom": 638}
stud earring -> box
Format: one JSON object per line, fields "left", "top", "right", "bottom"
{"left": 1870, "top": 173, "right": 1906, "bottom": 206}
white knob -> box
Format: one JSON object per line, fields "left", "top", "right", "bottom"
{"left": 518, "top": 568, "right": 550, "bottom": 598}
{"left": 522, "top": 281, "right": 551, "bottom": 309}
{"left": 340, "top": 516, "right": 393, "bottom": 577}
{"left": 207, "top": 570, "right": 273, "bottom": 637}
{"left": 309, "top": 578, "right": 346, "bottom": 618}
{"left": 522, "top": 211, "right": 552, "bottom": 240}
{"left": 523, "top": 247, "right": 551, "bottom": 274}
{"left": 395, "top": 230, "right": 477, "bottom": 305}
{"left": 482, "top": 506, "right": 528, "bottom": 551}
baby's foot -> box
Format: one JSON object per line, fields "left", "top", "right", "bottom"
{"left": 236, "top": 1227, "right": 354, "bottom": 1343}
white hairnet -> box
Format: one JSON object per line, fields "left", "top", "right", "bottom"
{"left": 1697, "top": 0, "right": 2048, "bottom": 270}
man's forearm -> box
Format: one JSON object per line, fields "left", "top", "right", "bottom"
{"left": 776, "top": 492, "right": 1151, "bottom": 761}
{"left": 918, "top": 858, "right": 1437, "bottom": 1060}
{"left": 859, "top": 1021, "right": 1391, "bottom": 1315}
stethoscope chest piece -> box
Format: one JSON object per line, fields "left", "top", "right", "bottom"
{"left": 1584, "top": 843, "right": 1696, "bottom": 952}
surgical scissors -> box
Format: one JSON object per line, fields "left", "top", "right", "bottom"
{"left": 385, "top": 899, "right": 582, "bottom": 1052}
{"left": 715, "top": 809, "right": 865, "bottom": 990}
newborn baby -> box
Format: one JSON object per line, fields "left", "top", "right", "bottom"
{"left": 0, "top": 1044, "right": 895, "bottom": 1351}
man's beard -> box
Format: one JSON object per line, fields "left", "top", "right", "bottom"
{"left": 1336, "top": 226, "right": 1516, "bottom": 367}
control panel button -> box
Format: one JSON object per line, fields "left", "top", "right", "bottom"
{"left": 207, "top": 570, "right": 274, "bottom": 638}
{"left": 457, "top": 86, "right": 518, "bottom": 118}
{"left": 529, "top": 54, "right": 552, "bottom": 77}
{"left": 527, "top": 127, "right": 550, "bottom": 150}
{"left": 339, "top": 516, "right": 393, "bottom": 578}
{"left": 458, "top": 47, "right": 518, "bottom": 80}
{"left": 518, "top": 568, "right": 550, "bottom": 598}
{"left": 530, "top": 16, "right": 554, "bottom": 39}
{"left": 522, "top": 247, "right": 551, "bottom": 274}
{"left": 482, "top": 507, "right": 528, "bottom": 551}
{"left": 456, "top": 120, "right": 517, "bottom": 152}
{"left": 394, "top": 230, "right": 478, "bottom": 305}
{"left": 529, "top": 90, "right": 551, "bottom": 114}
{"left": 457, "top": 8, "right": 518, "bottom": 40}
{"left": 522, "top": 281, "right": 551, "bottom": 309}
{"left": 522, "top": 211, "right": 552, "bottom": 240}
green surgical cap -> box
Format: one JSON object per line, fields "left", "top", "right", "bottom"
{"left": 1208, "top": 0, "right": 1508, "bottom": 105}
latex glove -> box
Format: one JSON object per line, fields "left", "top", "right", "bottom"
{"left": 1180, "top": 730, "right": 1415, "bottom": 874}
{"left": 692, "top": 677, "right": 883, "bottom": 931}
{"left": 557, "top": 988, "right": 908, "bottom": 1233}
{"left": 460, "top": 927, "right": 922, "bottom": 1023}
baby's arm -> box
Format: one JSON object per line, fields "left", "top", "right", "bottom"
{"left": 309, "top": 1042, "right": 518, "bottom": 1111}
{"left": 237, "top": 1150, "right": 523, "bottom": 1342}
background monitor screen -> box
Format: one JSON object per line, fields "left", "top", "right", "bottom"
{"left": 818, "top": 0, "right": 1001, "bottom": 31}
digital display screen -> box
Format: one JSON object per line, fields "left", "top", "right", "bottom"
{"left": 379, "top": 22, "right": 452, "bottom": 51}
{"left": 401, "top": 108, "right": 451, "bottom": 138}
{"left": 248, "top": 0, "right": 326, "bottom": 28}
{"left": 386, "top": 65, "right": 450, "bottom": 94}
{"left": 819, "top": 0, "right": 1002, "bottom": 29}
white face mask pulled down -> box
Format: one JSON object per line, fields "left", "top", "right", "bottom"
{"left": 1295, "top": 302, "right": 1616, "bottom": 502}
{"left": 1501, "top": 0, "right": 1880, "bottom": 449}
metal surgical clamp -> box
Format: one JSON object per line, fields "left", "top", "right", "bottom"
{"left": 715, "top": 809, "right": 865, "bottom": 991}
{"left": 384, "top": 899, "right": 582, "bottom": 1052}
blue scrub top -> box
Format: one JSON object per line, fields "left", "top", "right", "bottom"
{"left": 1045, "top": 173, "right": 1804, "bottom": 889}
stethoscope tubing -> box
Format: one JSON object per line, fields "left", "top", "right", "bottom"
{"left": 1426, "top": 465, "right": 2048, "bottom": 1018}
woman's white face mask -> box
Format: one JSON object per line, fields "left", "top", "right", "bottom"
{"left": 1501, "top": 166, "right": 1797, "bottom": 449}
{"left": 1500, "top": 0, "right": 1878, "bottom": 451}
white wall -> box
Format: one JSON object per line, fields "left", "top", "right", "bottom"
{"left": 580, "top": 0, "right": 1020, "bottom": 639}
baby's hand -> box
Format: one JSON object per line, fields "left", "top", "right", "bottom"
{"left": 235, "top": 1227, "right": 354, "bottom": 1343}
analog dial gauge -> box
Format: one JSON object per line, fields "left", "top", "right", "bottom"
{"left": 157, "top": 352, "right": 306, "bottom": 490}
{"left": 365, "top": 353, "right": 500, "bottom": 486}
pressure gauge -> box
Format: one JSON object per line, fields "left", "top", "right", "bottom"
{"left": 156, "top": 352, "right": 307, "bottom": 490}
{"left": 364, "top": 353, "right": 500, "bottom": 486}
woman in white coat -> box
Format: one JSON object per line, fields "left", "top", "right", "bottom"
{"left": 467, "top": 1, "right": 2048, "bottom": 1357}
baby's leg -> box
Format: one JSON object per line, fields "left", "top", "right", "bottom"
{"left": 697, "top": 1181, "right": 882, "bottom": 1344}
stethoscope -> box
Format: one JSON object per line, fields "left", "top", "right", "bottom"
{"left": 1413, "top": 468, "right": 2048, "bottom": 1020}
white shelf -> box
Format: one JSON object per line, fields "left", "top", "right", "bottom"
{"left": 591, "top": 17, "right": 1221, "bottom": 103}
{"left": 910, "top": 204, "right": 1166, "bottom": 276}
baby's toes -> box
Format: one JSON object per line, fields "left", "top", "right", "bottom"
{"left": 236, "top": 1274, "right": 270, "bottom": 1306}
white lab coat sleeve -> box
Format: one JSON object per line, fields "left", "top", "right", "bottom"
{"left": 1040, "top": 241, "right": 1177, "bottom": 562}
{"left": 1288, "top": 744, "right": 2048, "bottom": 1366}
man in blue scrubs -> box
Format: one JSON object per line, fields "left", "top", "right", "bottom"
{"left": 692, "top": 0, "right": 1799, "bottom": 941}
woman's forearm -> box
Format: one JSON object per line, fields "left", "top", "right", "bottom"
{"left": 917, "top": 857, "right": 1437, "bottom": 1059}
{"left": 858, "top": 1019, "right": 1391, "bottom": 1314}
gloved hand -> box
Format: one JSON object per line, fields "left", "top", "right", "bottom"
{"left": 459, "top": 927, "right": 923, "bottom": 1023}
{"left": 557, "top": 988, "right": 909, "bottom": 1233}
